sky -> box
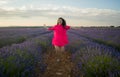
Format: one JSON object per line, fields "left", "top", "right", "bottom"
{"left": 0, "top": 0, "right": 120, "bottom": 27}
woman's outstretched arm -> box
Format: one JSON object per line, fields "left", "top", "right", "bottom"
{"left": 47, "top": 25, "right": 56, "bottom": 30}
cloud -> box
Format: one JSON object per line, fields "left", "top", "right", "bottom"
{"left": 0, "top": 0, "right": 16, "bottom": 6}
{"left": 0, "top": 0, "right": 8, "bottom": 5}
{"left": 0, "top": 5, "right": 120, "bottom": 16}
{"left": 0, "top": 5, "right": 120, "bottom": 26}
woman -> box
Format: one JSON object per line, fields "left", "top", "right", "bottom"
{"left": 47, "top": 17, "right": 70, "bottom": 52}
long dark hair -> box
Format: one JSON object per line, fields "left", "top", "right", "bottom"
{"left": 57, "top": 17, "right": 66, "bottom": 28}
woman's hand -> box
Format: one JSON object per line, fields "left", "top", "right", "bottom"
{"left": 43, "top": 24, "right": 48, "bottom": 29}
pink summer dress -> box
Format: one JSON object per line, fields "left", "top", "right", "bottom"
{"left": 48, "top": 24, "right": 70, "bottom": 47}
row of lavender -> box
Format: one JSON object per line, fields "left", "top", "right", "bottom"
{"left": 0, "top": 30, "right": 53, "bottom": 77}
{"left": 67, "top": 30, "right": 120, "bottom": 77}
{"left": 0, "top": 27, "right": 120, "bottom": 77}
{"left": 0, "top": 27, "right": 50, "bottom": 48}
{"left": 71, "top": 27, "right": 120, "bottom": 51}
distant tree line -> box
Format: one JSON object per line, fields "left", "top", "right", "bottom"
{"left": 79, "top": 25, "right": 120, "bottom": 28}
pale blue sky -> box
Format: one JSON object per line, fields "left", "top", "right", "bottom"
{"left": 0, "top": 0, "right": 120, "bottom": 26}
{"left": 5, "top": 0, "right": 120, "bottom": 9}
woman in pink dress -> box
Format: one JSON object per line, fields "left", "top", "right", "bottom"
{"left": 48, "top": 17, "right": 70, "bottom": 52}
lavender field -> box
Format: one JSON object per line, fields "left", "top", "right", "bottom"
{"left": 0, "top": 27, "right": 120, "bottom": 77}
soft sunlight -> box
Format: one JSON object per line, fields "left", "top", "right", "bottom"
{"left": 0, "top": 0, "right": 120, "bottom": 27}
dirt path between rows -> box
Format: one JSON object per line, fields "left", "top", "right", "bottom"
{"left": 42, "top": 49, "right": 74, "bottom": 77}
{"left": 35, "top": 48, "right": 83, "bottom": 77}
